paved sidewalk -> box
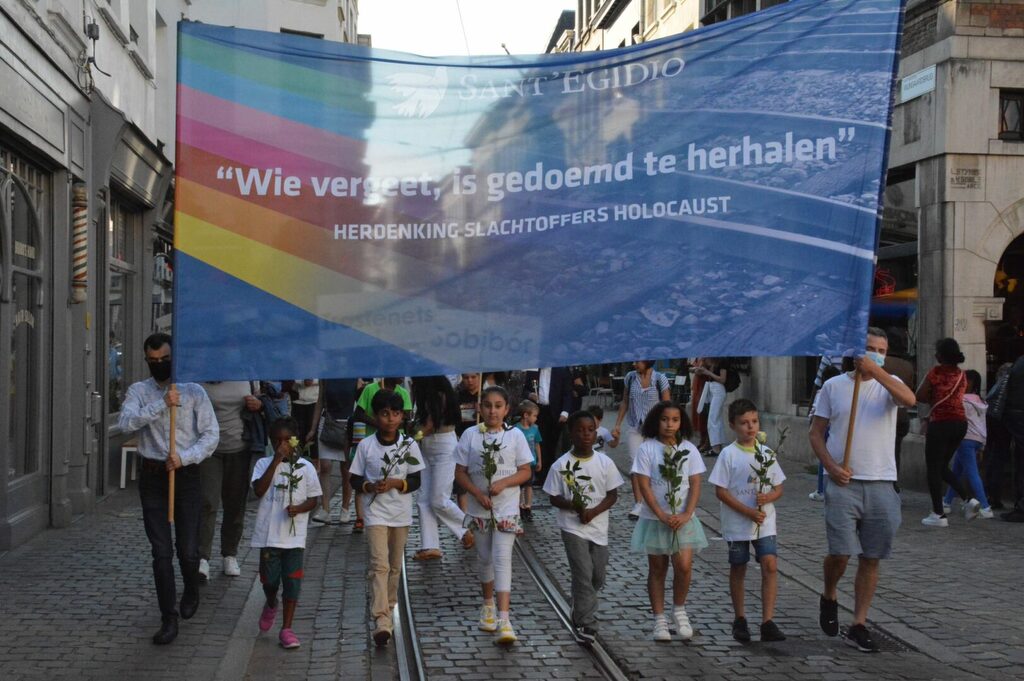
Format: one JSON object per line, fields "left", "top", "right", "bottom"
{"left": 0, "top": 472, "right": 380, "bottom": 681}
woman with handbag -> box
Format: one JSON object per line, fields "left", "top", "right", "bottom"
{"left": 917, "top": 338, "right": 975, "bottom": 527}
{"left": 309, "top": 378, "right": 359, "bottom": 524}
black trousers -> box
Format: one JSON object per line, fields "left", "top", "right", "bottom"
{"left": 140, "top": 462, "right": 202, "bottom": 618}
{"left": 924, "top": 420, "right": 969, "bottom": 515}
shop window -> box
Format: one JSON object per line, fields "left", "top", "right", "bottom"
{"left": 0, "top": 145, "right": 49, "bottom": 480}
{"left": 107, "top": 196, "right": 141, "bottom": 413}
{"left": 151, "top": 235, "right": 173, "bottom": 333}
{"left": 1000, "top": 90, "right": 1023, "bottom": 141}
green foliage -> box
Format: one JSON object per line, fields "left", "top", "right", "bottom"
{"left": 560, "top": 458, "right": 594, "bottom": 512}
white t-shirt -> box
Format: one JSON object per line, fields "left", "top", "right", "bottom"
{"left": 455, "top": 425, "right": 534, "bottom": 519}
{"left": 708, "top": 442, "right": 786, "bottom": 541}
{"left": 812, "top": 373, "right": 901, "bottom": 481}
{"left": 250, "top": 456, "right": 323, "bottom": 549}
{"left": 543, "top": 450, "right": 625, "bottom": 545}
{"left": 594, "top": 426, "right": 614, "bottom": 451}
{"left": 349, "top": 434, "right": 425, "bottom": 527}
{"left": 630, "top": 439, "right": 707, "bottom": 522}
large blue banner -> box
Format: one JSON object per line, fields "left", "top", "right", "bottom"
{"left": 174, "top": 0, "right": 905, "bottom": 380}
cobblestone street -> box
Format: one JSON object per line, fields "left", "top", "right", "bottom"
{"left": 2, "top": 440, "right": 1022, "bottom": 680}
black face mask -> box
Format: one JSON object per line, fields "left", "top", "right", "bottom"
{"left": 148, "top": 361, "right": 172, "bottom": 383}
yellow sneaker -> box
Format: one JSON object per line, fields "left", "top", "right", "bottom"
{"left": 496, "top": 618, "right": 517, "bottom": 644}
{"left": 478, "top": 604, "right": 497, "bottom": 632}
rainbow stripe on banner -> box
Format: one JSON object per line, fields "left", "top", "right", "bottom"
{"left": 173, "top": 0, "right": 906, "bottom": 381}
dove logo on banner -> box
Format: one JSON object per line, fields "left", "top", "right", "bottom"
{"left": 388, "top": 66, "right": 448, "bottom": 118}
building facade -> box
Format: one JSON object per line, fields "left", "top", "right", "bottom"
{"left": 0, "top": 0, "right": 360, "bottom": 551}
{"left": 558, "top": 0, "right": 1024, "bottom": 477}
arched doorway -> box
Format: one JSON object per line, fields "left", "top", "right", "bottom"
{"left": 987, "top": 233, "right": 1024, "bottom": 382}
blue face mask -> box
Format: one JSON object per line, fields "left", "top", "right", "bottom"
{"left": 865, "top": 351, "right": 886, "bottom": 368}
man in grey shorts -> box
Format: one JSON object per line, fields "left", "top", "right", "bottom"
{"left": 809, "top": 328, "right": 916, "bottom": 653}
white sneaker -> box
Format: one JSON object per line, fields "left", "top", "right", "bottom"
{"left": 921, "top": 512, "right": 948, "bottom": 528}
{"left": 339, "top": 507, "right": 352, "bottom": 524}
{"left": 629, "top": 502, "right": 643, "bottom": 519}
{"left": 653, "top": 615, "right": 671, "bottom": 642}
{"left": 673, "top": 607, "right": 693, "bottom": 640}
{"left": 311, "top": 508, "right": 330, "bottom": 524}
{"left": 808, "top": 492, "right": 824, "bottom": 502}
{"left": 198, "top": 558, "right": 210, "bottom": 582}
{"left": 963, "top": 498, "right": 981, "bottom": 521}
{"left": 942, "top": 503, "right": 952, "bottom": 515}
{"left": 979, "top": 507, "right": 994, "bottom": 519}
{"left": 222, "top": 556, "right": 240, "bottom": 577}
{"left": 496, "top": 619, "right": 517, "bottom": 644}
{"left": 478, "top": 604, "right": 497, "bottom": 632}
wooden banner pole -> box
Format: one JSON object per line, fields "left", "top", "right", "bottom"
{"left": 168, "top": 383, "right": 177, "bottom": 523}
{"left": 841, "top": 370, "right": 861, "bottom": 471}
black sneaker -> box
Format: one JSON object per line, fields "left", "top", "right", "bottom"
{"left": 760, "top": 619, "right": 786, "bottom": 642}
{"left": 521, "top": 507, "right": 533, "bottom": 522}
{"left": 1001, "top": 510, "right": 1024, "bottom": 523}
{"left": 845, "top": 623, "right": 879, "bottom": 652}
{"left": 819, "top": 595, "right": 839, "bottom": 637}
{"left": 577, "top": 626, "right": 597, "bottom": 644}
{"left": 732, "top": 617, "right": 751, "bottom": 642}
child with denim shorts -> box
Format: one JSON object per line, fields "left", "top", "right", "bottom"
{"left": 708, "top": 399, "right": 786, "bottom": 643}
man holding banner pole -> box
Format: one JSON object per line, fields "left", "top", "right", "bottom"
{"left": 117, "top": 333, "right": 219, "bottom": 645}
{"left": 808, "top": 327, "right": 915, "bottom": 653}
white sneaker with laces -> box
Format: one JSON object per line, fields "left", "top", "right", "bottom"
{"left": 808, "top": 492, "right": 824, "bottom": 502}
{"left": 496, "top": 619, "right": 517, "bottom": 644}
{"left": 339, "top": 507, "right": 352, "bottom": 524}
{"left": 222, "top": 556, "right": 240, "bottom": 577}
{"left": 311, "top": 508, "right": 330, "bottom": 524}
{"left": 942, "top": 503, "right": 952, "bottom": 515}
{"left": 629, "top": 502, "right": 643, "bottom": 519}
{"left": 673, "top": 607, "right": 693, "bottom": 640}
{"left": 198, "top": 558, "right": 210, "bottom": 582}
{"left": 963, "top": 498, "right": 981, "bottom": 521}
{"left": 653, "top": 615, "right": 671, "bottom": 642}
{"left": 921, "top": 512, "right": 948, "bottom": 528}
{"left": 979, "top": 507, "right": 994, "bottom": 519}
{"left": 478, "top": 604, "right": 497, "bottom": 632}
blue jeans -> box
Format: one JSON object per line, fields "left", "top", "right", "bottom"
{"left": 944, "top": 439, "right": 989, "bottom": 508}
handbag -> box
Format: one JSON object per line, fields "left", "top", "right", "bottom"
{"left": 319, "top": 408, "right": 349, "bottom": 450}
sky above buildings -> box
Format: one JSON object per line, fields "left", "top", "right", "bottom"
{"left": 359, "top": 0, "right": 576, "bottom": 56}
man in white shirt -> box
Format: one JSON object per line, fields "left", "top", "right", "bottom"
{"left": 809, "top": 328, "right": 915, "bottom": 653}
{"left": 117, "top": 333, "right": 219, "bottom": 645}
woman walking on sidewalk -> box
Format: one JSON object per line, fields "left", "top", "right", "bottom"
{"left": 918, "top": 338, "right": 975, "bottom": 527}
{"left": 943, "top": 370, "right": 994, "bottom": 518}
{"left": 612, "top": 361, "right": 671, "bottom": 519}
{"left": 411, "top": 376, "right": 473, "bottom": 560}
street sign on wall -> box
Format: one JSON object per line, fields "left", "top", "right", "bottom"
{"left": 173, "top": 0, "right": 906, "bottom": 380}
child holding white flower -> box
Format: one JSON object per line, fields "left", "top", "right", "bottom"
{"left": 349, "top": 390, "right": 424, "bottom": 646}
{"left": 708, "top": 398, "right": 786, "bottom": 643}
{"left": 251, "top": 417, "right": 322, "bottom": 650}
{"left": 543, "top": 410, "right": 623, "bottom": 643}
{"left": 454, "top": 386, "right": 534, "bottom": 644}
{"left": 630, "top": 400, "right": 708, "bottom": 642}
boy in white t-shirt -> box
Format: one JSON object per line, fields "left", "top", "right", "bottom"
{"left": 588, "top": 404, "right": 620, "bottom": 452}
{"left": 543, "top": 410, "right": 624, "bottom": 642}
{"left": 708, "top": 399, "right": 786, "bottom": 644}
{"left": 349, "top": 390, "right": 425, "bottom": 647}
{"left": 251, "top": 417, "right": 323, "bottom": 650}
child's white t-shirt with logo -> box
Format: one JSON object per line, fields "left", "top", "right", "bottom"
{"left": 708, "top": 442, "right": 786, "bottom": 541}
{"left": 594, "top": 426, "right": 614, "bottom": 451}
{"left": 543, "top": 450, "right": 625, "bottom": 546}
{"left": 630, "top": 438, "right": 706, "bottom": 522}
{"left": 250, "top": 455, "right": 323, "bottom": 549}
{"left": 455, "top": 426, "right": 534, "bottom": 519}
{"left": 349, "top": 434, "right": 425, "bottom": 527}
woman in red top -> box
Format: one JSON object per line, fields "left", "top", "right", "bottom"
{"left": 917, "top": 338, "right": 975, "bottom": 527}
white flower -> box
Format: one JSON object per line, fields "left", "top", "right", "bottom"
{"left": 756, "top": 431, "right": 768, "bottom": 445}
{"left": 288, "top": 436, "right": 300, "bottom": 448}
{"left": 414, "top": 430, "right": 424, "bottom": 442}
{"left": 477, "top": 423, "right": 487, "bottom": 433}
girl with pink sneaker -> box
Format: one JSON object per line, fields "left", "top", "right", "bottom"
{"left": 251, "top": 417, "right": 323, "bottom": 649}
